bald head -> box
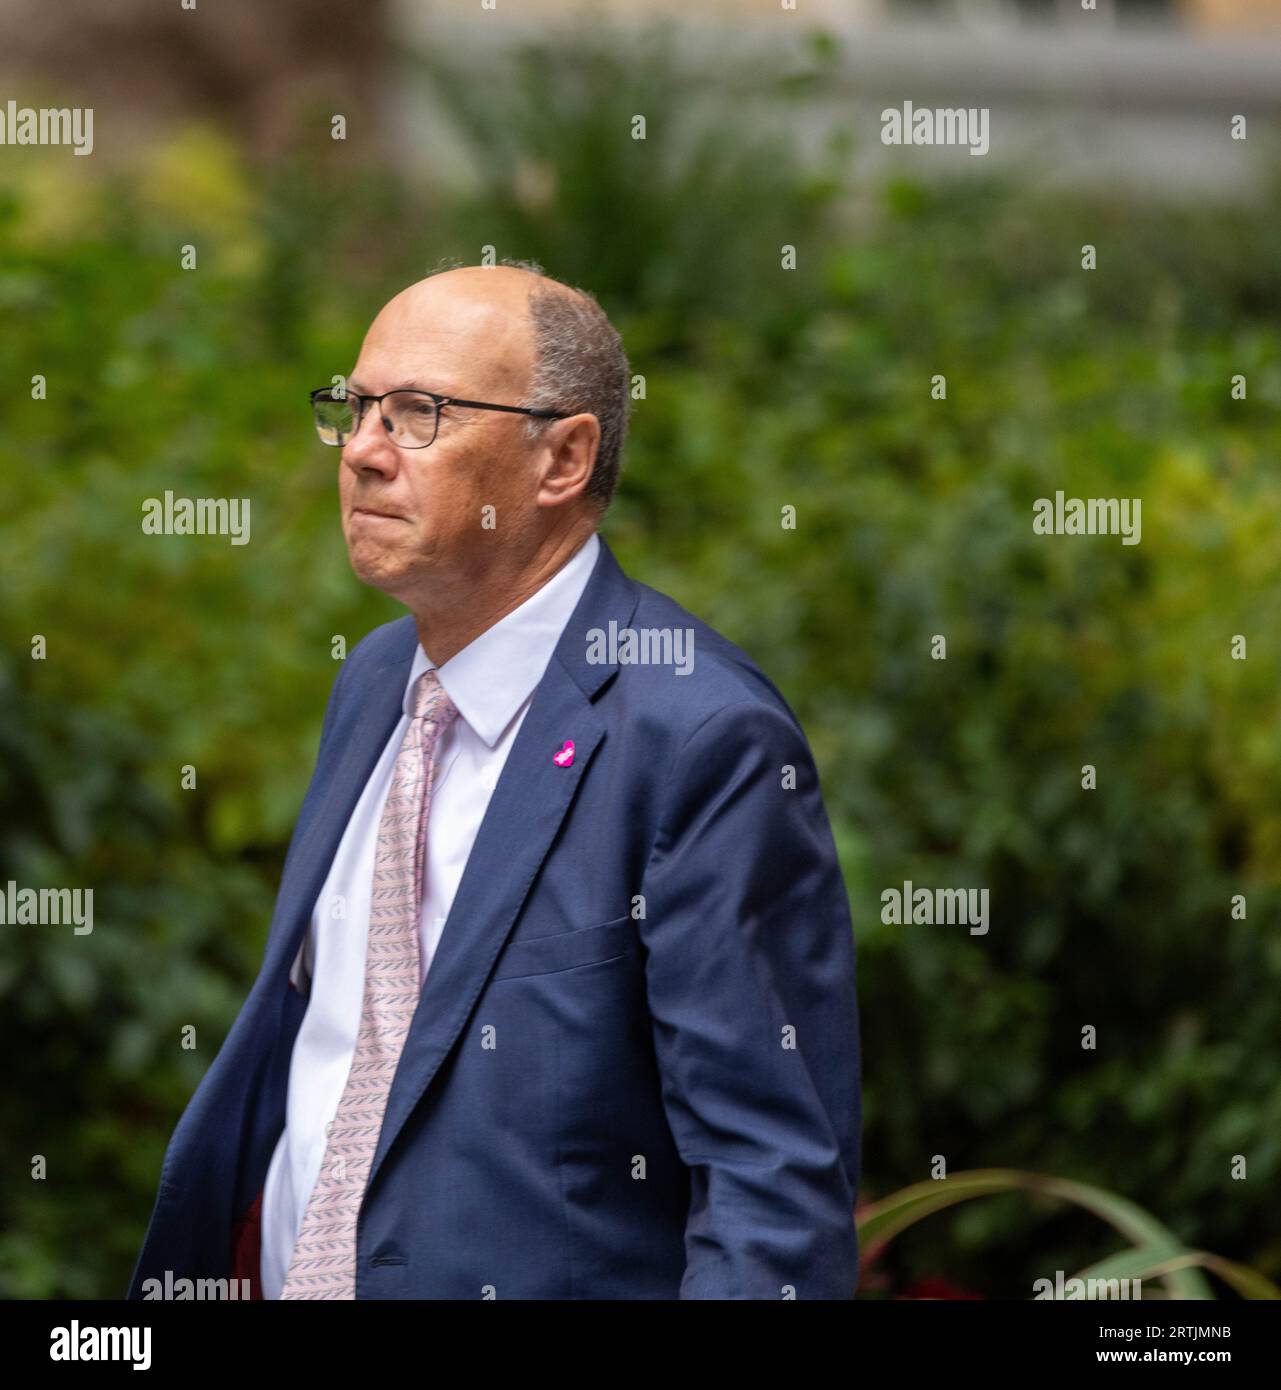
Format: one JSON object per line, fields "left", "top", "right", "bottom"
{"left": 362, "top": 264, "right": 565, "bottom": 407}
{"left": 335, "top": 260, "right": 625, "bottom": 645}
{"left": 355, "top": 259, "right": 631, "bottom": 514}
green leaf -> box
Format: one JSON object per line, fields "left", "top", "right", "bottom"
{"left": 858, "top": 1169, "right": 1225, "bottom": 1299}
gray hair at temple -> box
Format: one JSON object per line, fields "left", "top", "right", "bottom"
{"left": 424, "top": 256, "right": 631, "bottom": 514}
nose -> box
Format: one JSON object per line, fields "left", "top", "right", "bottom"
{"left": 341, "top": 401, "right": 400, "bottom": 480}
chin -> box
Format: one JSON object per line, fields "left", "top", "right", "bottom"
{"left": 347, "top": 547, "right": 412, "bottom": 596}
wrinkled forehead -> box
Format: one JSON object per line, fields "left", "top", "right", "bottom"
{"left": 353, "top": 283, "right": 534, "bottom": 401}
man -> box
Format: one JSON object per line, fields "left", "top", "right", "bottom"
{"left": 128, "top": 261, "right": 862, "bottom": 1300}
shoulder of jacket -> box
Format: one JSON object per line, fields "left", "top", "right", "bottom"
{"left": 622, "top": 582, "right": 807, "bottom": 742}
{"left": 344, "top": 613, "right": 418, "bottom": 672}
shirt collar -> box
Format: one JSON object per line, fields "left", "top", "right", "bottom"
{"left": 402, "top": 531, "right": 601, "bottom": 748}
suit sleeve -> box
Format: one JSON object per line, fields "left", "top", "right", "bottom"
{"left": 271, "top": 649, "right": 354, "bottom": 968}
{"left": 316, "top": 644, "right": 354, "bottom": 751}
{"left": 637, "top": 699, "right": 862, "bottom": 1299}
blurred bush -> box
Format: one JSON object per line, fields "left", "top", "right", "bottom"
{"left": 2, "top": 22, "right": 1280, "bottom": 1297}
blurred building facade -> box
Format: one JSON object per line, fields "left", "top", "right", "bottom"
{"left": 1, "top": 0, "right": 1278, "bottom": 199}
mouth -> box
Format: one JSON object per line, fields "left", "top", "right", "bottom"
{"left": 350, "top": 506, "right": 406, "bottom": 522}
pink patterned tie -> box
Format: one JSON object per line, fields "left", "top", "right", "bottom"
{"left": 280, "top": 669, "right": 458, "bottom": 1299}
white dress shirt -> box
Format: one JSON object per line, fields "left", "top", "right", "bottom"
{"left": 259, "top": 531, "right": 600, "bottom": 1299}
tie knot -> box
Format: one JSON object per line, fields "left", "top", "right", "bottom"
{"left": 410, "top": 669, "right": 458, "bottom": 730}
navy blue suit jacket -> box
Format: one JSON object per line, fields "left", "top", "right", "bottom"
{"left": 128, "top": 535, "right": 862, "bottom": 1299}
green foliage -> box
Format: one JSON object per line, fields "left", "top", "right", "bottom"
{"left": 858, "top": 1169, "right": 1281, "bottom": 1299}
{"left": 2, "top": 26, "right": 1280, "bottom": 1296}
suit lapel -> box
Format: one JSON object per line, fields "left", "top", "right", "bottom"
{"left": 368, "top": 535, "right": 640, "bottom": 1191}
{"left": 264, "top": 641, "right": 414, "bottom": 990}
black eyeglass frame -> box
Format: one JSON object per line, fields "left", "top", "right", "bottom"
{"left": 309, "top": 386, "right": 569, "bottom": 449}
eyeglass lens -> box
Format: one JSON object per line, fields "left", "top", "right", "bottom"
{"left": 313, "top": 391, "right": 439, "bottom": 448}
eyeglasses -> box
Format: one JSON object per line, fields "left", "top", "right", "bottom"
{"left": 310, "top": 386, "right": 568, "bottom": 450}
